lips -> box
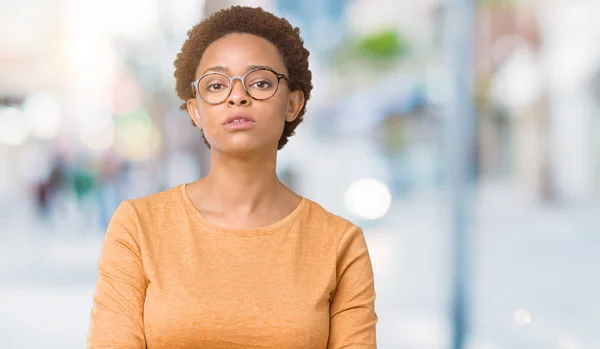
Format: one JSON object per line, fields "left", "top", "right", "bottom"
{"left": 222, "top": 114, "right": 256, "bottom": 131}
{"left": 223, "top": 114, "right": 256, "bottom": 125}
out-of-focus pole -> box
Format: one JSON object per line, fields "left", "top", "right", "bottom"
{"left": 443, "top": 0, "right": 476, "bottom": 348}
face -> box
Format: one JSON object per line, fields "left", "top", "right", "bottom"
{"left": 186, "top": 33, "right": 304, "bottom": 155}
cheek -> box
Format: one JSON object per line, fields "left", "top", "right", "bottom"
{"left": 196, "top": 105, "right": 218, "bottom": 126}
{"left": 266, "top": 101, "right": 287, "bottom": 120}
{"left": 270, "top": 96, "right": 291, "bottom": 120}
{"left": 194, "top": 106, "right": 219, "bottom": 141}
{"left": 264, "top": 102, "right": 289, "bottom": 132}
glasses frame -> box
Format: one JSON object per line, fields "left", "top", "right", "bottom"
{"left": 191, "top": 67, "right": 289, "bottom": 105}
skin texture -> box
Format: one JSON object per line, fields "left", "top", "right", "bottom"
{"left": 184, "top": 33, "right": 305, "bottom": 229}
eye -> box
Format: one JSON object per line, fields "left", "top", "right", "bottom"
{"left": 207, "top": 83, "right": 226, "bottom": 92}
{"left": 250, "top": 80, "right": 273, "bottom": 89}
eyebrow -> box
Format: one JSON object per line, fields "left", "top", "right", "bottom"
{"left": 200, "top": 64, "right": 277, "bottom": 76}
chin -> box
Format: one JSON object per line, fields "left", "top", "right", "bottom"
{"left": 214, "top": 139, "right": 276, "bottom": 155}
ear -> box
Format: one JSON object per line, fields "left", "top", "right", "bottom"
{"left": 186, "top": 98, "right": 202, "bottom": 129}
{"left": 285, "top": 90, "right": 304, "bottom": 122}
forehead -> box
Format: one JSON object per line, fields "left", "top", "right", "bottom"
{"left": 196, "top": 33, "right": 286, "bottom": 77}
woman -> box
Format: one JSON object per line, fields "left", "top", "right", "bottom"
{"left": 88, "top": 6, "right": 377, "bottom": 349}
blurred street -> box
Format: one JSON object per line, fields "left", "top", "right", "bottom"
{"left": 3, "top": 0, "right": 600, "bottom": 347}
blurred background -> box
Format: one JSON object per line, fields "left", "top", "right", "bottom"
{"left": 1, "top": 0, "right": 600, "bottom": 348}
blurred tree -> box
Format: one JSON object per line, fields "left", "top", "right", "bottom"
{"left": 332, "top": 28, "right": 410, "bottom": 69}
{"left": 356, "top": 29, "right": 407, "bottom": 61}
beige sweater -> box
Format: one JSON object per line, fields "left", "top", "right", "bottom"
{"left": 88, "top": 184, "right": 377, "bottom": 348}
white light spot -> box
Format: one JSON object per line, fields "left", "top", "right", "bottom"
{"left": 557, "top": 334, "right": 580, "bottom": 349}
{"left": 514, "top": 309, "right": 532, "bottom": 325}
{"left": 345, "top": 178, "right": 392, "bottom": 220}
{"left": 80, "top": 120, "right": 116, "bottom": 152}
{"left": 0, "top": 107, "right": 29, "bottom": 146}
{"left": 22, "top": 92, "right": 63, "bottom": 139}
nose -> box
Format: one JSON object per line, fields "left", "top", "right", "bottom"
{"left": 226, "top": 77, "right": 250, "bottom": 106}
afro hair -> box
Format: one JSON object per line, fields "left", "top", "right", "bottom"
{"left": 174, "top": 6, "right": 313, "bottom": 150}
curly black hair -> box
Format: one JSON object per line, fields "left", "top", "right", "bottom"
{"left": 174, "top": 6, "right": 313, "bottom": 150}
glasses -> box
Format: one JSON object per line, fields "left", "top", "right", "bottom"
{"left": 191, "top": 68, "right": 289, "bottom": 105}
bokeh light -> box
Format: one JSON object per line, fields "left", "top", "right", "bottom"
{"left": 557, "top": 334, "right": 580, "bottom": 349}
{"left": 114, "top": 110, "right": 153, "bottom": 149}
{"left": 0, "top": 107, "right": 29, "bottom": 146}
{"left": 345, "top": 178, "right": 392, "bottom": 220}
{"left": 114, "top": 111, "right": 162, "bottom": 161}
{"left": 80, "top": 120, "right": 117, "bottom": 152}
{"left": 22, "top": 92, "right": 63, "bottom": 139}
{"left": 514, "top": 309, "right": 532, "bottom": 325}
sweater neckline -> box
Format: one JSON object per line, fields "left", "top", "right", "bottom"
{"left": 178, "top": 183, "right": 307, "bottom": 236}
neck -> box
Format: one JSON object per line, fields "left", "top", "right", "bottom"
{"left": 202, "top": 149, "right": 283, "bottom": 214}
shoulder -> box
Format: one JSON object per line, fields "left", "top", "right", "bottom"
{"left": 302, "top": 198, "right": 359, "bottom": 241}
{"left": 109, "top": 185, "right": 188, "bottom": 243}
{"left": 124, "top": 184, "right": 185, "bottom": 220}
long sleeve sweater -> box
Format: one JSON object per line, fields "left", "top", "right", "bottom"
{"left": 87, "top": 184, "right": 377, "bottom": 348}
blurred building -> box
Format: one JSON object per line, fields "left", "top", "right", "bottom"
{"left": 476, "top": 0, "right": 600, "bottom": 203}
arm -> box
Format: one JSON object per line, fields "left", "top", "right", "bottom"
{"left": 88, "top": 201, "right": 148, "bottom": 349}
{"left": 328, "top": 225, "right": 378, "bottom": 349}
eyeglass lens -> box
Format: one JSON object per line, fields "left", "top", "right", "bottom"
{"left": 196, "top": 69, "right": 280, "bottom": 104}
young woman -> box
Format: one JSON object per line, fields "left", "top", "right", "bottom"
{"left": 88, "top": 6, "right": 377, "bottom": 349}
